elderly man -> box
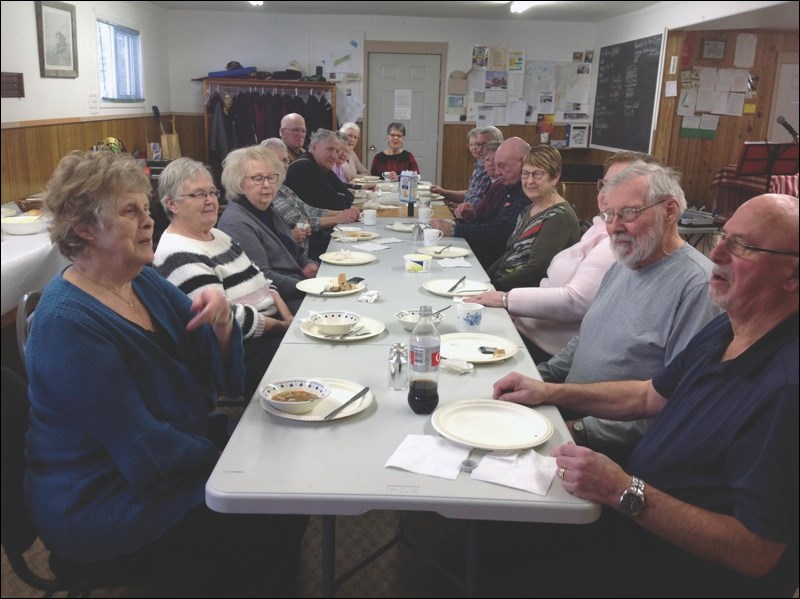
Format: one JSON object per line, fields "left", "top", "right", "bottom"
{"left": 432, "top": 126, "right": 503, "bottom": 208}
{"left": 430, "top": 136, "right": 529, "bottom": 269}
{"left": 536, "top": 161, "right": 721, "bottom": 457}
{"left": 279, "top": 113, "right": 308, "bottom": 163}
{"left": 284, "top": 129, "right": 355, "bottom": 259}
{"left": 489, "top": 194, "right": 799, "bottom": 597}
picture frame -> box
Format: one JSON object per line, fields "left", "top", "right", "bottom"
{"left": 35, "top": 1, "right": 78, "bottom": 78}
{"left": 568, "top": 124, "right": 590, "bottom": 148}
{"left": 702, "top": 40, "right": 726, "bottom": 61}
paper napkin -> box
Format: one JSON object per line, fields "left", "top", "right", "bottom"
{"left": 440, "top": 358, "right": 474, "bottom": 374}
{"left": 354, "top": 242, "right": 390, "bottom": 251}
{"left": 385, "top": 434, "right": 471, "bottom": 480}
{"left": 470, "top": 449, "right": 557, "bottom": 495}
{"left": 358, "top": 290, "right": 380, "bottom": 303}
{"left": 436, "top": 257, "right": 471, "bottom": 268}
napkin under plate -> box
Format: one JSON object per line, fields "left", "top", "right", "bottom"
{"left": 436, "top": 257, "right": 471, "bottom": 268}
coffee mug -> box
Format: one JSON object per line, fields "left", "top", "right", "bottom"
{"left": 418, "top": 207, "right": 434, "bottom": 224}
{"left": 359, "top": 209, "right": 377, "bottom": 226}
{"left": 456, "top": 302, "right": 484, "bottom": 331}
{"left": 382, "top": 171, "right": 394, "bottom": 181}
{"left": 423, "top": 228, "right": 444, "bottom": 245}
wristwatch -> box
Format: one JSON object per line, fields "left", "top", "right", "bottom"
{"left": 619, "top": 476, "right": 646, "bottom": 517}
{"left": 571, "top": 418, "right": 588, "bottom": 444}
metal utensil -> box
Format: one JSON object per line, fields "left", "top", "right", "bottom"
{"left": 446, "top": 276, "right": 466, "bottom": 293}
{"left": 323, "top": 386, "right": 370, "bottom": 421}
{"left": 433, "top": 305, "right": 452, "bottom": 316}
{"left": 454, "top": 289, "right": 488, "bottom": 294}
{"left": 434, "top": 244, "right": 453, "bottom": 255}
{"left": 347, "top": 277, "right": 364, "bottom": 284}
{"left": 335, "top": 326, "right": 364, "bottom": 339}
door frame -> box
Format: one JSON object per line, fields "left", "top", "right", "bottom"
{"left": 363, "top": 41, "right": 448, "bottom": 181}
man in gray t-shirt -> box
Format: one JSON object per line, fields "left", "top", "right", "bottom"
{"left": 538, "top": 161, "right": 722, "bottom": 455}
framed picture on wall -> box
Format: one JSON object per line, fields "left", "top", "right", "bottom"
{"left": 702, "top": 40, "right": 726, "bottom": 60}
{"left": 35, "top": 1, "right": 78, "bottom": 78}
{"left": 568, "top": 124, "right": 590, "bottom": 148}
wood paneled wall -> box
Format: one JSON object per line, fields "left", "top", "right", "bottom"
{"left": 652, "top": 29, "right": 799, "bottom": 209}
{"left": 1, "top": 114, "right": 204, "bottom": 204}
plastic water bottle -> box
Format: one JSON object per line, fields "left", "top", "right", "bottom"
{"left": 407, "top": 305, "right": 440, "bottom": 414}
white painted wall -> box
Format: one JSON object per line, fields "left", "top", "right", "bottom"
{"left": 0, "top": 1, "right": 793, "bottom": 124}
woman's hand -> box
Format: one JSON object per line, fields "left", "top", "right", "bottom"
{"left": 270, "top": 289, "right": 294, "bottom": 323}
{"left": 186, "top": 288, "right": 232, "bottom": 332}
{"left": 290, "top": 225, "right": 309, "bottom": 244}
{"left": 469, "top": 291, "right": 504, "bottom": 307}
{"left": 335, "top": 208, "right": 360, "bottom": 224}
{"left": 302, "top": 262, "right": 319, "bottom": 278}
{"left": 387, "top": 172, "right": 399, "bottom": 182}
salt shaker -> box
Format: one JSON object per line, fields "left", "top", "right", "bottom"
{"left": 388, "top": 343, "right": 408, "bottom": 390}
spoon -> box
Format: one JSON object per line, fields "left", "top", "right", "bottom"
{"left": 433, "top": 305, "right": 452, "bottom": 316}
{"left": 434, "top": 244, "right": 453, "bottom": 255}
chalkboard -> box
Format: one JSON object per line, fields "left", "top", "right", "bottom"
{"left": 591, "top": 34, "right": 663, "bottom": 153}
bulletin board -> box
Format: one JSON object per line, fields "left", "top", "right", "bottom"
{"left": 591, "top": 34, "right": 663, "bottom": 153}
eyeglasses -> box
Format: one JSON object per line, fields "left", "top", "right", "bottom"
{"left": 283, "top": 127, "right": 307, "bottom": 135}
{"left": 388, "top": 133, "right": 405, "bottom": 138}
{"left": 248, "top": 173, "right": 280, "bottom": 185}
{"left": 180, "top": 190, "right": 221, "bottom": 200}
{"left": 597, "top": 178, "right": 608, "bottom": 191}
{"left": 520, "top": 170, "right": 547, "bottom": 181}
{"left": 600, "top": 198, "right": 666, "bottom": 223}
{"left": 718, "top": 231, "right": 799, "bottom": 257}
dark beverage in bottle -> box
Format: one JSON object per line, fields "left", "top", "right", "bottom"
{"left": 408, "top": 379, "right": 439, "bottom": 414}
{"left": 407, "top": 305, "right": 440, "bottom": 414}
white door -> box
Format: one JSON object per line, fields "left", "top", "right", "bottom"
{"left": 367, "top": 53, "right": 441, "bottom": 181}
{"left": 768, "top": 60, "right": 799, "bottom": 143}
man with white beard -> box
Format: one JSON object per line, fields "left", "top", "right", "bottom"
{"left": 536, "top": 160, "right": 721, "bottom": 459}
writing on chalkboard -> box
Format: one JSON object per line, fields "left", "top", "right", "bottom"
{"left": 592, "top": 34, "right": 663, "bottom": 153}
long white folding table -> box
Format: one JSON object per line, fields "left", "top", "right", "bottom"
{"left": 206, "top": 216, "right": 600, "bottom": 596}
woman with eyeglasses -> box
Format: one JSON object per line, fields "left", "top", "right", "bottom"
{"left": 369, "top": 122, "right": 420, "bottom": 180}
{"left": 216, "top": 145, "right": 319, "bottom": 305}
{"left": 153, "top": 157, "right": 295, "bottom": 398}
{"left": 25, "top": 150, "right": 307, "bottom": 595}
{"left": 339, "top": 122, "right": 370, "bottom": 181}
{"left": 486, "top": 145, "right": 580, "bottom": 291}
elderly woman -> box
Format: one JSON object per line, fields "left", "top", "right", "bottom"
{"left": 25, "top": 150, "right": 305, "bottom": 595}
{"left": 218, "top": 145, "right": 319, "bottom": 301}
{"left": 339, "top": 122, "right": 369, "bottom": 181}
{"left": 153, "top": 157, "right": 294, "bottom": 397}
{"left": 487, "top": 145, "right": 580, "bottom": 291}
{"left": 369, "top": 122, "right": 420, "bottom": 180}
{"left": 260, "top": 138, "right": 359, "bottom": 250}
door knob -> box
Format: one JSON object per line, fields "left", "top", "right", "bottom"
{"left": 368, "top": 144, "right": 376, "bottom": 151}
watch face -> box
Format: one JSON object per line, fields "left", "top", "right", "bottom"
{"left": 621, "top": 490, "right": 645, "bottom": 516}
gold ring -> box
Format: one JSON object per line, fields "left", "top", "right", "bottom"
{"left": 557, "top": 467, "right": 566, "bottom": 479}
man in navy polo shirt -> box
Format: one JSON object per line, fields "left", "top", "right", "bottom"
{"left": 488, "top": 193, "right": 798, "bottom": 596}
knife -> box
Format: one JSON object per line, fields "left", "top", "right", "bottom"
{"left": 446, "top": 276, "right": 466, "bottom": 293}
{"left": 152, "top": 105, "right": 166, "bottom": 135}
{"left": 323, "top": 386, "right": 370, "bottom": 421}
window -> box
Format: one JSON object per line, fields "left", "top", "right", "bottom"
{"left": 96, "top": 19, "right": 143, "bottom": 103}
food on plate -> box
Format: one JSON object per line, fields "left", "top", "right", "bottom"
{"left": 325, "top": 273, "right": 358, "bottom": 292}
{"left": 272, "top": 389, "right": 318, "bottom": 403}
{"left": 344, "top": 231, "right": 374, "bottom": 239}
{"left": 492, "top": 348, "right": 507, "bottom": 359}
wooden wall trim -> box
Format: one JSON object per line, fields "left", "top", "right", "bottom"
{"left": 1, "top": 112, "right": 204, "bottom": 130}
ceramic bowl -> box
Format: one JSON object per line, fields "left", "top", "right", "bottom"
{"left": 259, "top": 378, "right": 331, "bottom": 414}
{"left": 309, "top": 311, "right": 361, "bottom": 336}
{"left": 395, "top": 309, "right": 446, "bottom": 332}
{"left": 1, "top": 215, "right": 49, "bottom": 235}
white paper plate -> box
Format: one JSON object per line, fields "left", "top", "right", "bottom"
{"left": 318, "top": 251, "right": 378, "bottom": 266}
{"left": 418, "top": 245, "right": 472, "bottom": 258}
{"left": 386, "top": 222, "right": 415, "bottom": 233}
{"left": 331, "top": 230, "right": 380, "bottom": 242}
{"left": 261, "top": 378, "right": 374, "bottom": 422}
{"left": 432, "top": 399, "right": 553, "bottom": 450}
{"left": 418, "top": 193, "right": 445, "bottom": 202}
{"left": 440, "top": 333, "right": 518, "bottom": 363}
{"left": 301, "top": 316, "right": 385, "bottom": 342}
{"left": 353, "top": 176, "right": 381, "bottom": 183}
{"left": 295, "top": 277, "right": 366, "bottom": 297}
{"left": 423, "top": 279, "right": 494, "bottom": 298}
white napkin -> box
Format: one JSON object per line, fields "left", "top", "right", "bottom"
{"left": 436, "top": 257, "right": 472, "bottom": 268}
{"left": 377, "top": 237, "right": 404, "bottom": 244}
{"left": 440, "top": 358, "right": 474, "bottom": 374}
{"left": 470, "top": 449, "right": 557, "bottom": 495}
{"left": 358, "top": 290, "right": 380, "bottom": 303}
{"left": 354, "top": 242, "right": 390, "bottom": 251}
{"left": 385, "top": 434, "right": 471, "bottom": 480}
{"left": 389, "top": 221, "right": 414, "bottom": 232}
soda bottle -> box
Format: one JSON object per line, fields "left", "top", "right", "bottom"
{"left": 407, "top": 305, "right": 440, "bottom": 414}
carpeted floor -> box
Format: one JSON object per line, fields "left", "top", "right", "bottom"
{"left": 2, "top": 511, "right": 468, "bottom": 598}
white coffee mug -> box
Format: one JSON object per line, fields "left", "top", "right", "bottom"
{"left": 423, "top": 228, "right": 444, "bottom": 245}
{"left": 359, "top": 209, "right": 377, "bottom": 226}
{"left": 382, "top": 171, "right": 394, "bottom": 181}
{"left": 456, "top": 302, "right": 484, "bottom": 331}
{"left": 418, "top": 207, "right": 434, "bottom": 224}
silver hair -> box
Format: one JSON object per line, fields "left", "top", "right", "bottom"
{"left": 339, "top": 122, "right": 360, "bottom": 134}
{"left": 467, "top": 127, "right": 481, "bottom": 139}
{"left": 260, "top": 138, "right": 287, "bottom": 152}
{"left": 221, "top": 145, "right": 286, "bottom": 202}
{"left": 478, "top": 126, "right": 504, "bottom": 142}
{"left": 309, "top": 128, "right": 337, "bottom": 145}
{"left": 604, "top": 160, "right": 687, "bottom": 211}
{"left": 158, "top": 157, "right": 214, "bottom": 220}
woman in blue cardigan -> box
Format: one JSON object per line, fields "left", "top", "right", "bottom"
{"left": 25, "top": 150, "right": 306, "bottom": 596}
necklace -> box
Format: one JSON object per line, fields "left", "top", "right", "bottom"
{"left": 72, "top": 267, "right": 135, "bottom": 308}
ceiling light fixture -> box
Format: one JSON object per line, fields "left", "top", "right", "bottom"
{"left": 510, "top": 1, "right": 554, "bottom": 14}
{"left": 248, "top": 1, "right": 263, "bottom": 6}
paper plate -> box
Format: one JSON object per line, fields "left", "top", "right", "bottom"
{"left": 301, "top": 316, "right": 385, "bottom": 342}
{"left": 261, "top": 378, "right": 374, "bottom": 422}
{"left": 418, "top": 246, "right": 472, "bottom": 258}
{"left": 432, "top": 399, "right": 553, "bottom": 450}
{"left": 440, "top": 333, "right": 518, "bottom": 363}
{"left": 296, "top": 277, "right": 366, "bottom": 297}
{"left": 423, "top": 279, "right": 494, "bottom": 298}
{"left": 386, "top": 222, "right": 416, "bottom": 233}
{"left": 331, "top": 230, "right": 380, "bottom": 242}
{"left": 318, "top": 251, "right": 378, "bottom": 266}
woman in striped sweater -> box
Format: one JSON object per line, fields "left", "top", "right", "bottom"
{"left": 153, "top": 158, "right": 293, "bottom": 397}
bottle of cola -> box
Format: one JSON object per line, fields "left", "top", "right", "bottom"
{"left": 407, "top": 305, "right": 440, "bottom": 414}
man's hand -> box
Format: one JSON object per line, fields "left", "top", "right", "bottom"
{"left": 552, "top": 443, "right": 629, "bottom": 506}
{"left": 428, "top": 218, "right": 453, "bottom": 237}
{"left": 492, "top": 371, "right": 546, "bottom": 406}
